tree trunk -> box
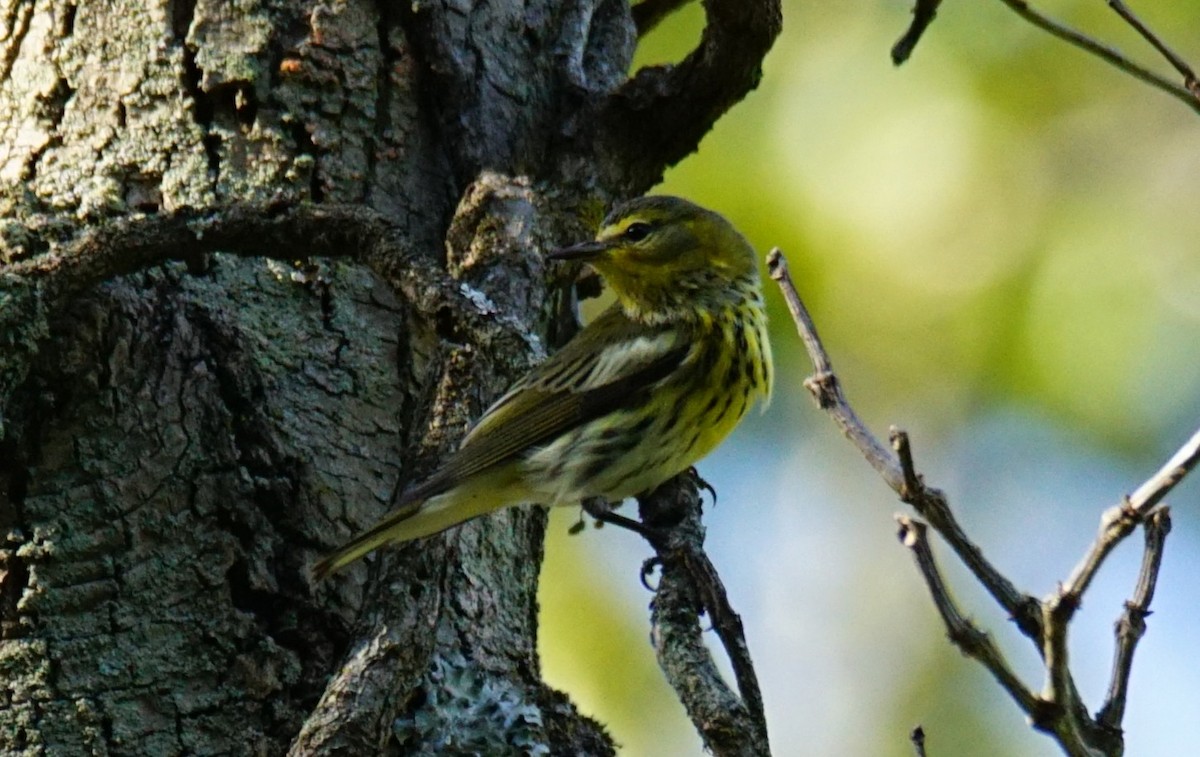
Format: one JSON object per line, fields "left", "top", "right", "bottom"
{"left": 0, "top": 0, "right": 778, "bottom": 753}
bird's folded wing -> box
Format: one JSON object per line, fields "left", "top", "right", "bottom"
{"left": 401, "top": 307, "right": 691, "bottom": 504}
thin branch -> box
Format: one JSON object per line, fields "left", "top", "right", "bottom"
{"left": 891, "top": 428, "right": 924, "bottom": 501}
{"left": 1055, "top": 497, "right": 1138, "bottom": 626}
{"left": 1107, "top": 0, "right": 1200, "bottom": 96}
{"left": 1057, "top": 426, "right": 1200, "bottom": 613}
{"left": 1042, "top": 427, "right": 1198, "bottom": 747}
{"left": 901, "top": 515, "right": 1101, "bottom": 755}
{"left": 765, "top": 248, "right": 892, "bottom": 474}
{"left": 1038, "top": 595, "right": 1082, "bottom": 742}
{"left": 896, "top": 517, "right": 1040, "bottom": 715}
{"left": 638, "top": 471, "right": 770, "bottom": 756}
{"left": 769, "top": 246, "right": 1194, "bottom": 755}
{"left": 1034, "top": 592, "right": 1107, "bottom": 754}
{"left": 1033, "top": 588, "right": 1112, "bottom": 756}
{"left": 1097, "top": 507, "right": 1172, "bottom": 731}
{"left": 767, "top": 248, "right": 1043, "bottom": 641}
{"left": 1127, "top": 426, "right": 1200, "bottom": 514}
{"left": 683, "top": 548, "right": 767, "bottom": 732}
{"left": 994, "top": 0, "right": 1200, "bottom": 114}
{"left": 910, "top": 725, "right": 927, "bottom": 757}
{"left": 772, "top": 244, "right": 1200, "bottom": 756}
{"left": 891, "top": 0, "right": 943, "bottom": 65}
{"left": 632, "top": 0, "right": 695, "bottom": 37}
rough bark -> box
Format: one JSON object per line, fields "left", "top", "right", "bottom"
{"left": 0, "top": 0, "right": 778, "bottom": 753}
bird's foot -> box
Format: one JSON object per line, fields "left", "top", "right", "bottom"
{"left": 579, "top": 496, "right": 668, "bottom": 548}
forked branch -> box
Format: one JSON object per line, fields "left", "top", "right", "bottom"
{"left": 768, "top": 246, "right": 1198, "bottom": 757}
{"left": 993, "top": 0, "right": 1200, "bottom": 113}
{"left": 1097, "top": 507, "right": 1171, "bottom": 730}
{"left": 889, "top": 0, "right": 1200, "bottom": 112}
{"left": 896, "top": 517, "right": 1039, "bottom": 714}
{"left": 631, "top": 471, "right": 771, "bottom": 756}
{"left": 766, "top": 248, "right": 1042, "bottom": 638}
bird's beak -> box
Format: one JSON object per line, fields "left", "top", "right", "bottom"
{"left": 547, "top": 239, "right": 608, "bottom": 262}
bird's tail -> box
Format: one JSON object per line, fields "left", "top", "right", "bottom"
{"left": 311, "top": 499, "right": 422, "bottom": 581}
{"left": 311, "top": 482, "right": 514, "bottom": 581}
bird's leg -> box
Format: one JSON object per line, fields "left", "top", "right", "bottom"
{"left": 580, "top": 496, "right": 668, "bottom": 547}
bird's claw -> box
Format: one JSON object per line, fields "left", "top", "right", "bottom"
{"left": 640, "top": 557, "right": 663, "bottom": 591}
{"left": 689, "top": 466, "right": 718, "bottom": 507}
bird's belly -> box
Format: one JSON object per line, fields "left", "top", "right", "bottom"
{"left": 522, "top": 391, "right": 752, "bottom": 505}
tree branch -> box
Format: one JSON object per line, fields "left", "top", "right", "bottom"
{"left": 1037, "top": 593, "right": 1102, "bottom": 756}
{"left": 290, "top": 547, "right": 448, "bottom": 754}
{"left": 891, "top": 0, "right": 943, "bottom": 65}
{"left": 897, "top": 517, "right": 1040, "bottom": 715}
{"left": 1040, "top": 428, "right": 1193, "bottom": 746}
{"left": 5, "top": 203, "right": 419, "bottom": 305}
{"left": 634, "top": 471, "right": 770, "bottom": 756}
{"left": 768, "top": 245, "right": 1199, "bottom": 756}
{"left": 1127, "top": 426, "right": 1200, "bottom": 513}
{"left": 766, "top": 248, "right": 1043, "bottom": 640}
{"left": 1056, "top": 426, "right": 1200, "bottom": 617}
{"left": 994, "top": 0, "right": 1200, "bottom": 114}
{"left": 1097, "top": 507, "right": 1171, "bottom": 731}
{"left": 596, "top": 0, "right": 782, "bottom": 191}
{"left": 910, "top": 725, "right": 927, "bottom": 757}
{"left": 1107, "top": 0, "right": 1200, "bottom": 96}
{"left": 890, "top": 0, "right": 1200, "bottom": 108}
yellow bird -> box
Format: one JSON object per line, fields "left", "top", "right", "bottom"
{"left": 313, "top": 196, "right": 772, "bottom": 580}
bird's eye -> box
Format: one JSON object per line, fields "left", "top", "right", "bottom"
{"left": 623, "top": 222, "right": 652, "bottom": 242}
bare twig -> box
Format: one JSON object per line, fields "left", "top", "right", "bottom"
{"left": 1057, "top": 426, "right": 1200, "bottom": 615}
{"left": 1037, "top": 594, "right": 1090, "bottom": 751}
{"left": 891, "top": 428, "right": 924, "bottom": 501}
{"left": 767, "top": 248, "right": 1043, "bottom": 640}
{"left": 771, "top": 242, "right": 1199, "bottom": 756}
{"left": 1033, "top": 594, "right": 1108, "bottom": 754}
{"left": 896, "top": 517, "right": 1040, "bottom": 714}
{"left": 891, "top": 0, "right": 943, "bottom": 65}
{"left": 1107, "top": 0, "right": 1200, "bottom": 96}
{"left": 765, "top": 248, "right": 893, "bottom": 472}
{"left": 1097, "top": 507, "right": 1172, "bottom": 731}
{"left": 1039, "top": 426, "right": 1197, "bottom": 748}
{"left": 1127, "top": 427, "right": 1200, "bottom": 514}
{"left": 1057, "top": 499, "right": 1140, "bottom": 617}
{"left": 994, "top": 0, "right": 1200, "bottom": 114}
{"left": 910, "top": 725, "right": 927, "bottom": 757}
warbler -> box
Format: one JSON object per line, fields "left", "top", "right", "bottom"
{"left": 312, "top": 196, "right": 772, "bottom": 580}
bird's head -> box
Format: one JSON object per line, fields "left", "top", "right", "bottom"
{"left": 550, "top": 196, "right": 760, "bottom": 323}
